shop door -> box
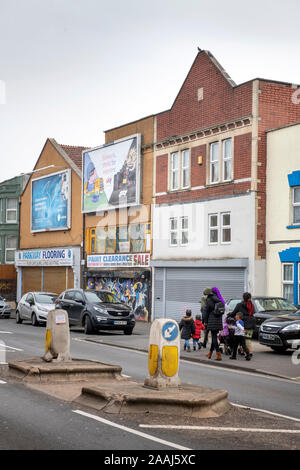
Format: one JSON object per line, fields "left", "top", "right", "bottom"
{"left": 22, "top": 267, "right": 42, "bottom": 296}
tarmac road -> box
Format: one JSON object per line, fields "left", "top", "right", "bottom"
{"left": 1, "top": 319, "right": 300, "bottom": 420}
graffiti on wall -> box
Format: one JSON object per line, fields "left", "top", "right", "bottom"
{"left": 87, "top": 277, "right": 149, "bottom": 321}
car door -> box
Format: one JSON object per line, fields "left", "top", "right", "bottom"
{"left": 24, "top": 293, "right": 34, "bottom": 320}
{"left": 72, "top": 291, "right": 86, "bottom": 325}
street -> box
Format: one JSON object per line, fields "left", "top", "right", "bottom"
{"left": 0, "top": 318, "right": 300, "bottom": 451}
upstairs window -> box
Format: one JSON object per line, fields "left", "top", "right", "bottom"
{"left": 209, "top": 138, "right": 232, "bottom": 184}
{"left": 170, "top": 149, "right": 190, "bottom": 191}
{"left": 169, "top": 217, "right": 189, "bottom": 247}
{"left": 6, "top": 198, "right": 18, "bottom": 223}
{"left": 293, "top": 187, "right": 300, "bottom": 224}
{"left": 209, "top": 212, "right": 231, "bottom": 245}
{"left": 5, "top": 235, "right": 17, "bottom": 263}
{"left": 282, "top": 263, "right": 294, "bottom": 304}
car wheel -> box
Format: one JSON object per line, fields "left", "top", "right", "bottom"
{"left": 124, "top": 328, "right": 133, "bottom": 335}
{"left": 16, "top": 311, "right": 23, "bottom": 324}
{"left": 270, "top": 346, "right": 287, "bottom": 353}
{"left": 31, "top": 313, "right": 39, "bottom": 327}
{"left": 84, "top": 315, "right": 95, "bottom": 335}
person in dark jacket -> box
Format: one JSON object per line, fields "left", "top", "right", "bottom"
{"left": 200, "top": 287, "right": 212, "bottom": 348}
{"left": 228, "top": 292, "right": 256, "bottom": 357}
{"left": 179, "top": 309, "right": 195, "bottom": 352}
{"left": 203, "top": 292, "right": 223, "bottom": 360}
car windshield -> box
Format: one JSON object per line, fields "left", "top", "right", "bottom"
{"left": 254, "top": 298, "right": 297, "bottom": 312}
{"left": 35, "top": 294, "right": 58, "bottom": 304}
{"left": 227, "top": 299, "right": 240, "bottom": 312}
{"left": 85, "top": 291, "right": 122, "bottom": 304}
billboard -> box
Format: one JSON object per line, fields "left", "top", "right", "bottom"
{"left": 82, "top": 134, "right": 141, "bottom": 213}
{"left": 31, "top": 170, "right": 71, "bottom": 232}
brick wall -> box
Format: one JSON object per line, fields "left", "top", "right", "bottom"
{"left": 257, "top": 81, "right": 300, "bottom": 258}
{"left": 234, "top": 133, "right": 252, "bottom": 180}
{"left": 156, "top": 51, "right": 253, "bottom": 142}
{"left": 191, "top": 145, "right": 206, "bottom": 187}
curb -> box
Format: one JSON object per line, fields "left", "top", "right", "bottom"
{"left": 82, "top": 337, "right": 295, "bottom": 382}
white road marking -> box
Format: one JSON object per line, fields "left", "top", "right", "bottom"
{"left": 72, "top": 410, "right": 191, "bottom": 450}
{"left": 0, "top": 380, "right": 6, "bottom": 384}
{"left": 0, "top": 331, "right": 13, "bottom": 334}
{"left": 0, "top": 345, "right": 23, "bottom": 352}
{"left": 139, "top": 425, "right": 300, "bottom": 433}
{"left": 231, "top": 403, "right": 300, "bottom": 423}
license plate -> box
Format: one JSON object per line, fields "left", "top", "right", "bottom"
{"left": 262, "top": 333, "right": 276, "bottom": 340}
{"left": 114, "top": 321, "right": 127, "bottom": 325}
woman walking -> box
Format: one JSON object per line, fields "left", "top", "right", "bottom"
{"left": 203, "top": 289, "right": 224, "bottom": 360}
{"left": 228, "top": 292, "right": 256, "bottom": 356}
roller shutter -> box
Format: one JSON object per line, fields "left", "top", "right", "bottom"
{"left": 154, "top": 267, "right": 246, "bottom": 323}
{"left": 22, "top": 267, "right": 42, "bottom": 295}
{"left": 43, "top": 267, "right": 74, "bottom": 295}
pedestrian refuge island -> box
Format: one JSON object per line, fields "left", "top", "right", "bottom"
{"left": 144, "top": 318, "right": 180, "bottom": 389}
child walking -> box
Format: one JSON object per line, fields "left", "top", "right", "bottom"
{"left": 179, "top": 309, "right": 195, "bottom": 352}
{"left": 192, "top": 315, "right": 206, "bottom": 350}
{"left": 229, "top": 313, "right": 251, "bottom": 361}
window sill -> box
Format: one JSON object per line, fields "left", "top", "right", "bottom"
{"left": 286, "top": 225, "right": 300, "bottom": 229}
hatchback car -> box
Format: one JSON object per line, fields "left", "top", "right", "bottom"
{"left": 16, "top": 292, "right": 58, "bottom": 326}
{"left": 227, "top": 297, "right": 298, "bottom": 335}
{"left": 0, "top": 296, "right": 11, "bottom": 318}
{"left": 259, "top": 311, "right": 300, "bottom": 352}
{"left": 55, "top": 289, "right": 136, "bottom": 335}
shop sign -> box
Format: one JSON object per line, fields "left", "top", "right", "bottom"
{"left": 15, "top": 249, "right": 73, "bottom": 267}
{"left": 87, "top": 253, "right": 150, "bottom": 268}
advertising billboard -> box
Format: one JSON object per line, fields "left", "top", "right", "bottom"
{"left": 31, "top": 170, "right": 71, "bottom": 232}
{"left": 82, "top": 134, "right": 141, "bottom": 213}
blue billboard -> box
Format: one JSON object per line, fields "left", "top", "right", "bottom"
{"left": 31, "top": 170, "right": 71, "bottom": 232}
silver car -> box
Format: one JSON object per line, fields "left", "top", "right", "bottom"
{"left": 0, "top": 296, "right": 11, "bottom": 318}
{"left": 16, "top": 292, "right": 58, "bottom": 326}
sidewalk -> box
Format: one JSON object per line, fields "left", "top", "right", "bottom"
{"left": 76, "top": 321, "right": 300, "bottom": 381}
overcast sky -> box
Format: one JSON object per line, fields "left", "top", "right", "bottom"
{"left": 0, "top": 0, "right": 300, "bottom": 182}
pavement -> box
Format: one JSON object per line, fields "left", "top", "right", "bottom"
{"left": 72, "top": 320, "right": 300, "bottom": 381}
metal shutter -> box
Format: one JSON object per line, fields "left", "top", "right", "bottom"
{"left": 22, "top": 268, "right": 42, "bottom": 296}
{"left": 154, "top": 267, "right": 246, "bottom": 323}
{"left": 43, "top": 267, "right": 73, "bottom": 295}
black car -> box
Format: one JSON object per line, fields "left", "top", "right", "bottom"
{"left": 227, "top": 297, "right": 298, "bottom": 335}
{"left": 259, "top": 311, "right": 300, "bottom": 353}
{"left": 55, "top": 289, "right": 136, "bottom": 335}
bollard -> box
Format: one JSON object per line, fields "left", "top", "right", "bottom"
{"left": 43, "top": 309, "right": 72, "bottom": 363}
{"left": 144, "top": 318, "right": 180, "bottom": 389}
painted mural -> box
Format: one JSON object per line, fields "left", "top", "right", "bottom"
{"left": 86, "top": 277, "right": 149, "bottom": 321}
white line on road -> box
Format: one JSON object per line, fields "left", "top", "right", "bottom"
{"left": 0, "top": 345, "right": 23, "bottom": 352}
{"left": 0, "top": 380, "right": 6, "bottom": 384}
{"left": 139, "top": 425, "right": 300, "bottom": 433}
{"left": 72, "top": 410, "right": 191, "bottom": 450}
{"left": 0, "top": 331, "right": 13, "bottom": 334}
{"left": 231, "top": 403, "right": 300, "bottom": 423}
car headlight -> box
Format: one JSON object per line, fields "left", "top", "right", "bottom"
{"left": 281, "top": 324, "right": 300, "bottom": 332}
{"left": 96, "top": 316, "right": 108, "bottom": 322}
{"left": 38, "top": 306, "right": 49, "bottom": 313}
{"left": 94, "top": 306, "right": 108, "bottom": 315}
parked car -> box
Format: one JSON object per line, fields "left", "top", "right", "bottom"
{"left": 0, "top": 296, "right": 11, "bottom": 318}
{"left": 16, "top": 292, "right": 58, "bottom": 326}
{"left": 55, "top": 289, "right": 136, "bottom": 335}
{"left": 227, "top": 296, "right": 298, "bottom": 336}
{"left": 259, "top": 311, "right": 300, "bottom": 352}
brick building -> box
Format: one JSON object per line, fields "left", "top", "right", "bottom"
{"left": 151, "top": 50, "right": 300, "bottom": 321}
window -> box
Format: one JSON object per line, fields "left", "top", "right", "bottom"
{"left": 180, "top": 217, "right": 189, "bottom": 245}
{"left": 170, "top": 150, "right": 190, "bottom": 190}
{"left": 5, "top": 235, "right": 17, "bottom": 263}
{"left": 209, "top": 139, "right": 232, "bottom": 184}
{"left": 0, "top": 199, "right": 3, "bottom": 223}
{"left": 91, "top": 224, "right": 150, "bottom": 254}
{"left": 293, "top": 187, "right": 300, "bottom": 224}
{"left": 222, "top": 139, "right": 232, "bottom": 181}
{"left": 116, "top": 226, "right": 130, "bottom": 253}
{"left": 181, "top": 150, "right": 190, "bottom": 189}
{"left": 6, "top": 198, "right": 17, "bottom": 223}
{"left": 130, "top": 224, "right": 145, "bottom": 252}
{"left": 210, "top": 143, "right": 219, "bottom": 184}
{"left": 209, "top": 214, "right": 219, "bottom": 244}
{"left": 221, "top": 212, "right": 231, "bottom": 243}
{"left": 282, "top": 263, "right": 294, "bottom": 304}
{"left": 171, "top": 152, "right": 179, "bottom": 190}
{"left": 170, "top": 218, "right": 178, "bottom": 246}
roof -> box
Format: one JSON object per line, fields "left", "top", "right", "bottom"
{"left": 59, "top": 143, "right": 90, "bottom": 170}
{"left": 265, "top": 121, "right": 300, "bottom": 134}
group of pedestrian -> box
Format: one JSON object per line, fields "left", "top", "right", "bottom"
{"left": 179, "top": 288, "right": 256, "bottom": 361}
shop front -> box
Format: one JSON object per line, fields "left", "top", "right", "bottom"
{"left": 15, "top": 247, "right": 81, "bottom": 300}
{"left": 85, "top": 253, "right": 151, "bottom": 321}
